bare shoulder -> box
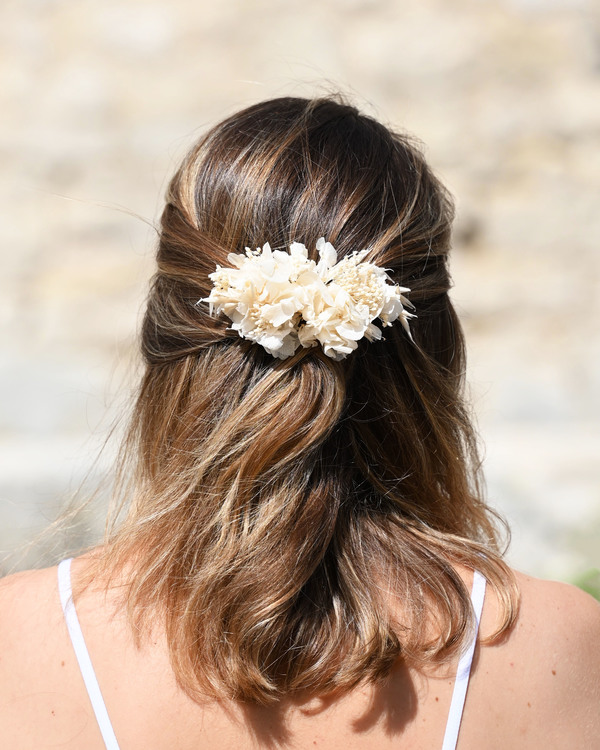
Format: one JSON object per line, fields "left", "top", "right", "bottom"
{"left": 0, "top": 564, "right": 58, "bottom": 595}
{"left": 473, "top": 568, "right": 600, "bottom": 749}
{"left": 511, "top": 569, "right": 600, "bottom": 664}
{"left": 514, "top": 567, "right": 600, "bottom": 611}
{"left": 0, "top": 564, "right": 102, "bottom": 748}
{"left": 0, "top": 565, "right": 63, "bottom": 674}
{"left": 0, "top": 565, "right": 60, "bottom": 629}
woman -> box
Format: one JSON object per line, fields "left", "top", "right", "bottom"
{"left": 1, "top": 96, "right": 599, "bottom": 749}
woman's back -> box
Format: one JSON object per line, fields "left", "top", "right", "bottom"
{"left": 3, "top": 96, "right": 599, "bottom": 747}
{"left": 1, "top": 557, "right": 599, "bottom": 749}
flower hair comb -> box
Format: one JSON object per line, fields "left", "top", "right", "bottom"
{"left": 200, "top": 238, "right": 415, "bottom": 360}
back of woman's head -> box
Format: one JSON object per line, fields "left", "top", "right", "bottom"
{"left": 105, "top": 96, "right": 517, "bottom": 704}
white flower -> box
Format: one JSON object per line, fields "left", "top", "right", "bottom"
{"left": 200, "top": 238, "right": 415, "bottom": 360}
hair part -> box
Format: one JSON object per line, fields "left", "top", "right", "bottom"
{"left": 92, "top": 95, "right": 518, "bottom": 705}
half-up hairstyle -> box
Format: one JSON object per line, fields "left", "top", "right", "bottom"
{"left": 96, "top": 96, "right": 518, "bottom": 704}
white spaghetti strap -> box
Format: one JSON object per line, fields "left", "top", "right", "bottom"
{"left": 441, "top": 570, "right": 487, "bottom": 750}
{"left": 57, "top": 558, "right": 121, "bottom": 750}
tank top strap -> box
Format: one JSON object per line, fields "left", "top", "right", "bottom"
{"left": 57, "top": 558, "right": 121, "bottom": 750}
{"left": 57, "top": 558, "right": 485, "bottom": 750}
{"left": 440, "top": 570, "right": 487, "bottom": 750}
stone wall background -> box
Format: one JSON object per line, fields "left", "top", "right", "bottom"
{"left": 1, "top": 0, "right": 599, "bottom": 580}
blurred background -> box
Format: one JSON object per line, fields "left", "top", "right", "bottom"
{"left": 1, "top": 0, "right": 599, "bottom": 588}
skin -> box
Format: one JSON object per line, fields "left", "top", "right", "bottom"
{"left": 0, "top": 555, "right": 599, "bottom": 749}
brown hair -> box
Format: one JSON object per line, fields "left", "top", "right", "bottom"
{"left": 97, "top": 96, "right": 518, "bottom": 704}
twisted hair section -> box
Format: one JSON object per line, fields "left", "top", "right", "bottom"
{"left": 95, "top": 96, "right": 518, "bottom": 704}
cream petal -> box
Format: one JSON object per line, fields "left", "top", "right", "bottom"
{"left": 272, "top": 250, "right": 293, "bottom": 266}
{"left": 337, "top": 322, "right": 367, "bottom": 340}
{"left": 259, "top": 257, "right": 276, "bottom": 278}
{"left": 316, "top": 237, "right": 337, "bottom": 273}
{"left": 255, "top": 333, "right": 284, "bottom": 352}
{"left": 278, "top": 335, "right": 301, "bottom": 358}
{"left": 289, "top": 242, "right": 308, "bottom": 258}
{"left": 323, "top": 339, "right": 357, "bottom": 358}
{"left": 226, "top": 253, "right": 245, "bottom": 268}
{"left": 297, "top": 326, "right": 317, "bottom": 347}
{"left": 262, "top": 299, "right": 298, "bottom": 326}
{"left": 364, "top": 323, "right": 382, "bottom": 342}
{"left": 399, "top": 312, "right": 414, "bottom": 340}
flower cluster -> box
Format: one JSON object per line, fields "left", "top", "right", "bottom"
{"left": 200, "top": 238, "right": 415, "bottom": 360}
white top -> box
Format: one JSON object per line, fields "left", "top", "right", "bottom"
{"left": 441, "top": 569, "right": 487, "bottom": 750}
{"left": 58, "top": 558, "right": 486, "bottom": 750}
{"left": 58, "top": 558, "right": 121, "bottom": 749}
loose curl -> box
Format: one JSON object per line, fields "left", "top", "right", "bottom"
{"left": 93, "top": 96, "right": 518, "bottom": 704}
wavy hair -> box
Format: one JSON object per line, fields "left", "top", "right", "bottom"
{"left": 94, "top": 96, "right": 518, "bottom": 704}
